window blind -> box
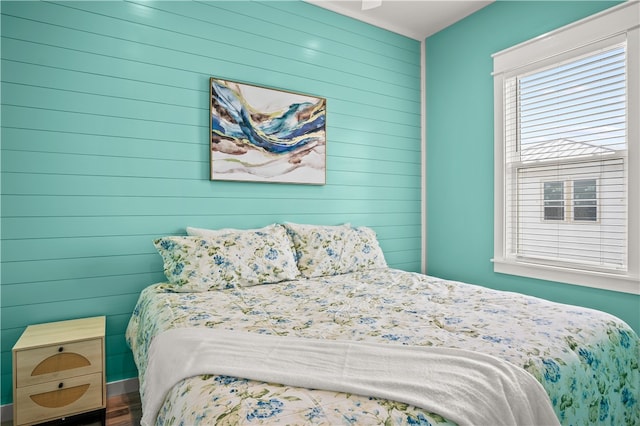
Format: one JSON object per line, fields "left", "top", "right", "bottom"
{"left": 503, "top": 44, "right": 628, "bottom": 272}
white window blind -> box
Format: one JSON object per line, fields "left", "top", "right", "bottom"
{"left": 492, "top": 1, "right": 639, "bottom": 294}
{"left": 504, "top": 45, "right": 627, "bottom": 272}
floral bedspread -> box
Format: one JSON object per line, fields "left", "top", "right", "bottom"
{"left": 126, "top": 268, "right": 639, "bottom": 426}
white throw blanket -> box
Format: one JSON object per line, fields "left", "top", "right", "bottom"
{"left": 141, "top": 328, "right": 560, "bottom": 426}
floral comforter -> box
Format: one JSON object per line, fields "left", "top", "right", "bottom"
{"left": 126, "top": 268, "right": 639, "bottom": 425}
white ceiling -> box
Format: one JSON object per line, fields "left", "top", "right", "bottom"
{"left": 306, "top": 0, "right": 493, "bottom": 40}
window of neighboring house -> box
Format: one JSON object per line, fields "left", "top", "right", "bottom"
{"left": 543, "top": 181, "right": 565, "bottom": 221}
{"left": 542, "top": 179, "right": 598, "bottom": 222}
{"left": 492, "top": 1, "right": 639, "bottom": 294}
{"left": 573, "top": 179, "right": 597, "bottom": 221}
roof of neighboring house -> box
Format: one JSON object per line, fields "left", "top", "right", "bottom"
{"left": 521, "top": 139, "right": 616, "bottom": 162}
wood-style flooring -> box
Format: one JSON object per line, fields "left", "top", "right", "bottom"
{"left": 103, "top": 392, "right": 142, "bottom": 426}
{"left": 2, "top": 391, "right": 142, "bottom": 426}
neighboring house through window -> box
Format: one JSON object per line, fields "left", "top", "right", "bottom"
{"left": 492, "top": 2, "right": 639, "bottom": 294}
{"left": 543, "top": 178, "right": 598, "bottom": 222}
{"left": 543, "top": 181, "right": 564, "bottom": 221}
{"left": 573, "top": 179, "right": 597, "bottom": 222}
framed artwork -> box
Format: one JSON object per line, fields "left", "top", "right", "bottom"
{"left": 209, "top": 77, "right": 326, "bottom": 184}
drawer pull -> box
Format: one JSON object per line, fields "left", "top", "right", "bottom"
{"left": 58, "top": 346, "right": 64, "bottom": 352}
{"left": 58, "top": 382, "right": 64, "bottom": 389}
{"left": 30, "top": 384, "right": 90, "bottom": 408}
{"left": 31, "top": 353, "right": 91, "bottom": 376}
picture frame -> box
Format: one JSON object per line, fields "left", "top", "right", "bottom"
{"left": 209, "top": 77, "right": 326, "bottom": 185}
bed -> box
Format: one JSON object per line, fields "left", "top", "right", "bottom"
{"left": 126, "top": 223, "right": 639, "bottom": 426}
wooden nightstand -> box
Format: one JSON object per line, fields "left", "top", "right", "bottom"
{"left": 12, "top": 316, "right": 106, "bottom": 426}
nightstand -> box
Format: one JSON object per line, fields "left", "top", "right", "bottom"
{"left": 12, "top": 316, "right": 106, "bottom": 426}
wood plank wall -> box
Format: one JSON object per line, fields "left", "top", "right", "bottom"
{"left": 0, "top": 1, "right": 422, "bottom": 404}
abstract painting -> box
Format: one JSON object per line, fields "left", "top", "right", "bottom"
{"left": 209, "top": 77, "right": 326, "bottom": 184}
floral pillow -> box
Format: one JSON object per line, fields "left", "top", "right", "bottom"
{"left": 154, "top": 225, "right": 300, "bottom": 292}
{"left": 186, "top": 225, "right": 269, "bottom": 238}
{"left": 283, "top": 223, "right": 387, "bottom": 278}
{"left": 346, "top": 225, "right": 388, "bottom": 272}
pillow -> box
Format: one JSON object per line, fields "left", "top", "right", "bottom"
{"left": 186, "top": 225, "right": 270, "bottom": 238}
{"left": 283, "top": 223, "right": 386, "bottom": 277}
{"left": 346, "top": 225, "right": 388, "bottom": 272}
{"left": 154, "top": 224, "right": 299, "bottom": 291}
{"left": 282, "top": 222, "right": 350, "bottom": 277}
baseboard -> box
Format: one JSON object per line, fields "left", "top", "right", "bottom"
{"left": 0, "top": 403, "right": 10, "bottom": 424}
{"left": 106, "top": 377, "right": 140, "bottom": 398}
{"left": 0, "top": 377, "right": 139, "bottom": 423}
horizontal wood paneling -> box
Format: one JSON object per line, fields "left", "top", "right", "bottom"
{"left": 2, "top": 256, "right": 163, "bottom": 285}
{"left": 1, "top": 174, "right": 421, "bottom": 199}
{"left": 1, "top": 126, "right": 419, "bottom": 164}
{"left": 2, "top": 214, "right": 420, "bottom": 240}
{"left": 3, "top": 196, "right": 420, "bottom": 218}
{"left": 2, "top": 149, "right": 419, "bottom": 179}
{"left": 0, "top": 0, "right": 422, "bottom": 405}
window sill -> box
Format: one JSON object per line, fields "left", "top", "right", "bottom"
{"left": 492, "top": 258, "right": 640, "bottom": 295}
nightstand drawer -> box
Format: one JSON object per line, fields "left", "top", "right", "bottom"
{"left": 15, "top": 339, "right": 102, "bottom": 387}
{"left": 15, "top": 372, "right": 103, "bottom": 426}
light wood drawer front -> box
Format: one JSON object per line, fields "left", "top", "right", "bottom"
{"left": 15, "top": 372, "right": 103, "bottom": 426}
{"left": 15, "top": 339, "right": 102, "bottom": 387}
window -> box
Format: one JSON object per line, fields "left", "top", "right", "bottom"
{"left": 492, "top": 2, "right": 639, "bottom": 294}
{"left": 543, "top": 181, "right": 564, "bottom": 221}
{"left": 542, "top": 179, "right": 598, "bottom": 222}
{"left": 573, "top": 179, "right": 597, "bottom": 222}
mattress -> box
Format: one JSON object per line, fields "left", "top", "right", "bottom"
{"left": 126, "top": 268, "right": 639, "bottom": 425}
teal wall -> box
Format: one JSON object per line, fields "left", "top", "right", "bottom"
{"left": 426, "top": 0, "right": 639, "bottom": 334}
{"left": 0, "top": 1, "right": 421, "bottom": 404}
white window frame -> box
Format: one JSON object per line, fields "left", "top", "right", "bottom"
{"left": 492, "top": 1, "right": 639, "bottom": 295}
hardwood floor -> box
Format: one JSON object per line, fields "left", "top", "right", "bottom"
{"left": 104, "top": 392, "right": 142, "bottom": 426}
{"left": 2, "top": 391, "right": 142, "bottom": 426}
